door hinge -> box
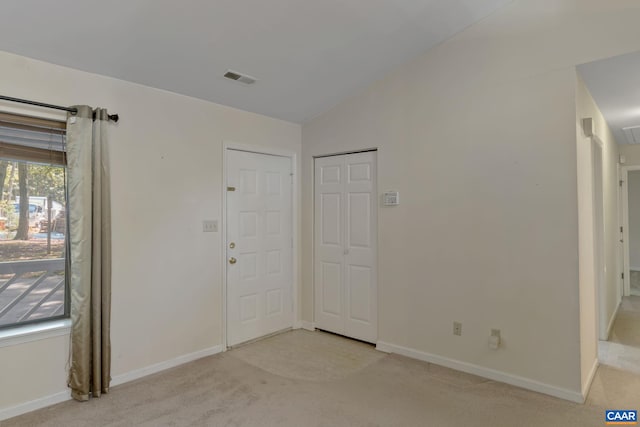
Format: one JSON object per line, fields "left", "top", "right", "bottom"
{"left": 621, "top": 226, "right": 624, "bottom": 233}
{"left": 622, "top": 272, "right": 625, "bottom": 279}
{"left": 620, "top": 180, "right": 624, "bottom": 187}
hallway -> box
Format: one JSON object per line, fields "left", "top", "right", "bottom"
{"left": 599, "top": 296, "right": 640, "bottom": 373}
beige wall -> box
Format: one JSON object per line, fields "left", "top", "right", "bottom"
{"left": 619, "top": 145, "right": 640, "bottom": 166}
{"left": 302, "top": 0, "right": 640, "bottom": 398}
{"left": 575, "top": 75, "right": 620, "bottom": 392}
{"left": 0, "top": 50, "right": 301, "bottom": 413}
{"left": 0, "top": 335, "right": 69, "bottom": 412}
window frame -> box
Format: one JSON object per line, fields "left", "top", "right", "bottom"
{"left": 0, "top": 110, "right": 70, "bottom": 332}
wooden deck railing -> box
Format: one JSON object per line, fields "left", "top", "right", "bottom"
{"left": 0, "top": 258, "right": 66, "bottom": 327}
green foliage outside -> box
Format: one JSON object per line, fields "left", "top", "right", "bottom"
{"left": 26, "top": 164, "right": 66, "bottom": 205}
{"left": 1, "top": 162, "right": 65, "bottom": 205}
{"left": 0, "top": 161, "right": 66, "bottom": 239}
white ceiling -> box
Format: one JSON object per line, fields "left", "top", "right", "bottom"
{"left": 0, "top": 0, "right": 511, "bottom": 123}
{"left": 578, "top": 51, "right": 640, "bottom": 145}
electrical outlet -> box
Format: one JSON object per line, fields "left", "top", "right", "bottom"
{"left": 489, "top": 328, "right": 501, "bottom": 350}
{"left": 203, "top": 220, "right": 218, "bottom": 232}
{"left": 453, "top": 321, "right": 462, "bottom": 336}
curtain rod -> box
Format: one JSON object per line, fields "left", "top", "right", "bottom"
{"left": 0, "top": 94, "right": 119, "bottom": 123}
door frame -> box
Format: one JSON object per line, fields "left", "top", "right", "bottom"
{"left": 311, "top": 148, "right": 379, "bottom": 341}
{"left": 591, "top": 136, "right": 607, "bottom": 340}
{"left": 621, "top": 164, "right": 640, "bottom": 298}
{"left": 222, "top": 141, "right": 298, "bottom": 350}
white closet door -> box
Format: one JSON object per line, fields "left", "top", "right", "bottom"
{"left": 314, "top": 151, "right": 377, "bottom": 343}
{"left": 344, "top": 152, "right": 377, "bottom": 342}
{"left": 314, "top": 155, "right": 347, "bottom": 334}
{"left": 227, "top": 150, "right": 293, "bottom": 347}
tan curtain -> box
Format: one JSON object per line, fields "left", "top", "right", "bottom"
{"left": 66, "top": 106, "right": 112, "bottom": 401}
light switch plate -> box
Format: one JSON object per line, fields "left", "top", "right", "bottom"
{"left": 383, "top": 191, "right": 399, "bottom": 206}
{"left": 203, "top": 220, "right": 218, "bottom": 232}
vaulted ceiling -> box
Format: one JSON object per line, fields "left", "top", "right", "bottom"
{"left": 0, "top": 0, "right": 512, "bottom": 123}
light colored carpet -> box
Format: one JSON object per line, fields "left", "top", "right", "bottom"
{"left": 599, "top": 295, "right": 640, "bottom": 373}
{"left": 609, "top": 296, "right": 640, "bottom": 348}
{"left": 599, "top": 341, "right": 640, "bottom": 375}
{"left": 3, "top": 329, "right": 640, "bottom": 427}
{"left": 231, "top": 329, "right": 385, "bottom": 381}
{"left": 630, "top": 270, "right": 640, "bottom": 296}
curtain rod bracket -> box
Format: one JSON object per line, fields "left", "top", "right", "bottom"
{"left": 92, "top": 111, "right": 119, "bottom": 123}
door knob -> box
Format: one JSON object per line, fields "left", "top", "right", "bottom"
{"left": 229, "top": 257, "right": 237, "bottom": 265}
{"left": 229, "top": 242, "right": 236, "bottom": 249}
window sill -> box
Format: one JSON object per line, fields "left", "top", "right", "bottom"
{"left": 0, "top": 319, "right": 71, "bottom": 348}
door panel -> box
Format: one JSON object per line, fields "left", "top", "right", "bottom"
{"left": 314, "top": 152, "right": 377, "bottom": 343}
{"left": 227, "top": 150, "right": 292, "bottom": 346}
{"left": 348, "top": 193, "right": 371, "bottom": 248}
{"left": 321, "top": 193, "right": 342, "bottom": 245}
{"left": 348, "top": 265, "right": 371, "bottom": 322}
{"left": 344, "top": 152, "right": 377, "bottom": 342}
{"left": 321, "top": 262, "right": 342, "bottom": 316}
{"left": 314, "top": 156, "right": 346, "bottom": 333}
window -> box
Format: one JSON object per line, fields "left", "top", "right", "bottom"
{"left": 0, "top": 112, "right": 68, "bottom": 330}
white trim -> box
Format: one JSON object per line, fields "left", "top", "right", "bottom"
{"left": 222, "top": 141, "right": 299, "bottom": 350}
{"left": 0, "top": 319, "right": 70, "bottom": 348}
{"left": 222, "top": 145, "right": 229, "bottom": 350}
{"left": 605, "top": 300, "right": 621, "bottom": 340}
{"left": 111, "top": 345, "right": 223, "bottom": 387}
{"left": 300, "top": 321, "right": 316, "bottom": 331}
{"left": 617, "top": 163, "right": 624, "bottom": 307}
{"left": 0, "top": 344, "right": 224, "bottom": 421}
{"left": 0, "top": 390, "right": 70, "bottom": 421}
{"left": 582, "top": 358, "right": 599, "bottom": 400}
{"left": 375, "top": 341, "right": 584, "bottom": 403}
{"left": 310, "top": 155, "right": 316, "bottom": 329}
{"left": 591, "top": 136, "right": 607, "bottom": 340}
{"left": 224, "top": 142, "right": 298, "bottom": 159}
{"left": 620, "top": 165, "right": 640, "bottom": 297}
{"left": 623, "top": 166, "right": 631, "bottom": 297}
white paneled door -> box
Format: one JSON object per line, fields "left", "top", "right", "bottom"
{"left": 314, "top": 151, "right": 377, "bottom": 343}
{"left": 227, "top": 149, "right": 293, "bottom": 347}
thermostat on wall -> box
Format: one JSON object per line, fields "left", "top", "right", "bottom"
{"left": 383, "top": 191, "right": 400, "bottom": 206}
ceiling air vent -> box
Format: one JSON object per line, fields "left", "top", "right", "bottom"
{"left": 623, "top": 125, "right": 640, "bottom": 144}
{"left": 223, "top": 70, "right": 257, "bottom": 85}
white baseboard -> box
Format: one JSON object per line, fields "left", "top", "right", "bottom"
{"left": 111, "top": 345, "right": 223, "bottom": 386}
{"left": 582, "top": 358, "right": 599, "bottom": 399}
{"left": 0, "top": 390, "right": 70, "bottom": 422}
{"left": 605, "top": 301, "right": 622, "bottom": 340}
{"left": 375, "top": 341, "right": 584, "bottom": 403}
{"left": 300, "top": 321, "right": 316, "bottom": 332}
{"left": 0, "top": 345, "right": 224, "bottom": 422}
